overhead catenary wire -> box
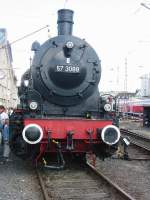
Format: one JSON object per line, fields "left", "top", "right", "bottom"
{"left": 141, "top": 2, "right": 150, "bottom": 10}
{"left": 10, "top": 25, "right": 49, "bottom": 45}
{"left": 0, "top": 25, "right": 49, "bottom": 50}
{"left": 0, "top": 25, "right": 49, "bottom": 78}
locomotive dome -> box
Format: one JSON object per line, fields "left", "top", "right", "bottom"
{"left": 31, "top": 9, "right": 101, "bottom": 106}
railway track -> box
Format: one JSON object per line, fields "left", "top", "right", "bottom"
{"left": 35, "top": 129, "right": 149, "bottom": 200}
{"left": 36, "top": 162, "right": 135, "bottom": 200}
{"left": 121, "top": 128, "right": 150, "bottom": 152}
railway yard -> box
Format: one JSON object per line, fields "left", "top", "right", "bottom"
{"left": 1, "top": 1, "right": 150, "bottom": 200}
{"left": 0, "top": 119, "right": 149, "bottom": 200}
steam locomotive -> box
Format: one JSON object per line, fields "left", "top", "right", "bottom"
{"left": 10, "top": 9, "right": 120, "bottom": 167}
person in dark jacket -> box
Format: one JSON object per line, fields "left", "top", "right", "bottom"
{"left": 0, "top": 105, "right": 11, "bottom": 164}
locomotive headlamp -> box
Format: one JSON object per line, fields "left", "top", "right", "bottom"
{"left": 104, "top": 103, "right": 112, "bottom": 112}
{"left": 66, "top": 41, "right": 74, "bottom": 49}
{"left": 101, "top": 125, "right": 120, "bottom": 145}
{"left": 24, "top": 80, "right": 29, "bottom": 87}
{"left": 22, "top": 124, "right": 43, "bottom": 145}
{"left": 29, "top": 101, "right": 38, "bottom": 110}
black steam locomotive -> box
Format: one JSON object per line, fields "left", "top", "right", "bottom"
{"left": 10, "top": 9, "right": 120, "bottom": 167}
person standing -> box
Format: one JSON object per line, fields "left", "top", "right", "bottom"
{"left": 8, "top": 107, "right": 14, "bottom": 117}
{"left": 0, "top": 105, "right": 10, "bottom": 163}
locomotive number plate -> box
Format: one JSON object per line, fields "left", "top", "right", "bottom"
{"left": 55, "top": 65, "right": 80, "bottom": 73}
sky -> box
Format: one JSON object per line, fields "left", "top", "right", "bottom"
{"left": 1, "top": 0, "right": 150, "bottom": 92}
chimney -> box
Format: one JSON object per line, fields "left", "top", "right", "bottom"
{"left": 57, "top": 9, "right": 74, "bottom": 35}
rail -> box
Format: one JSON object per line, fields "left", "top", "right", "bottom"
{"left": 86, "top": 162, "right": 136, "bottom": 200}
